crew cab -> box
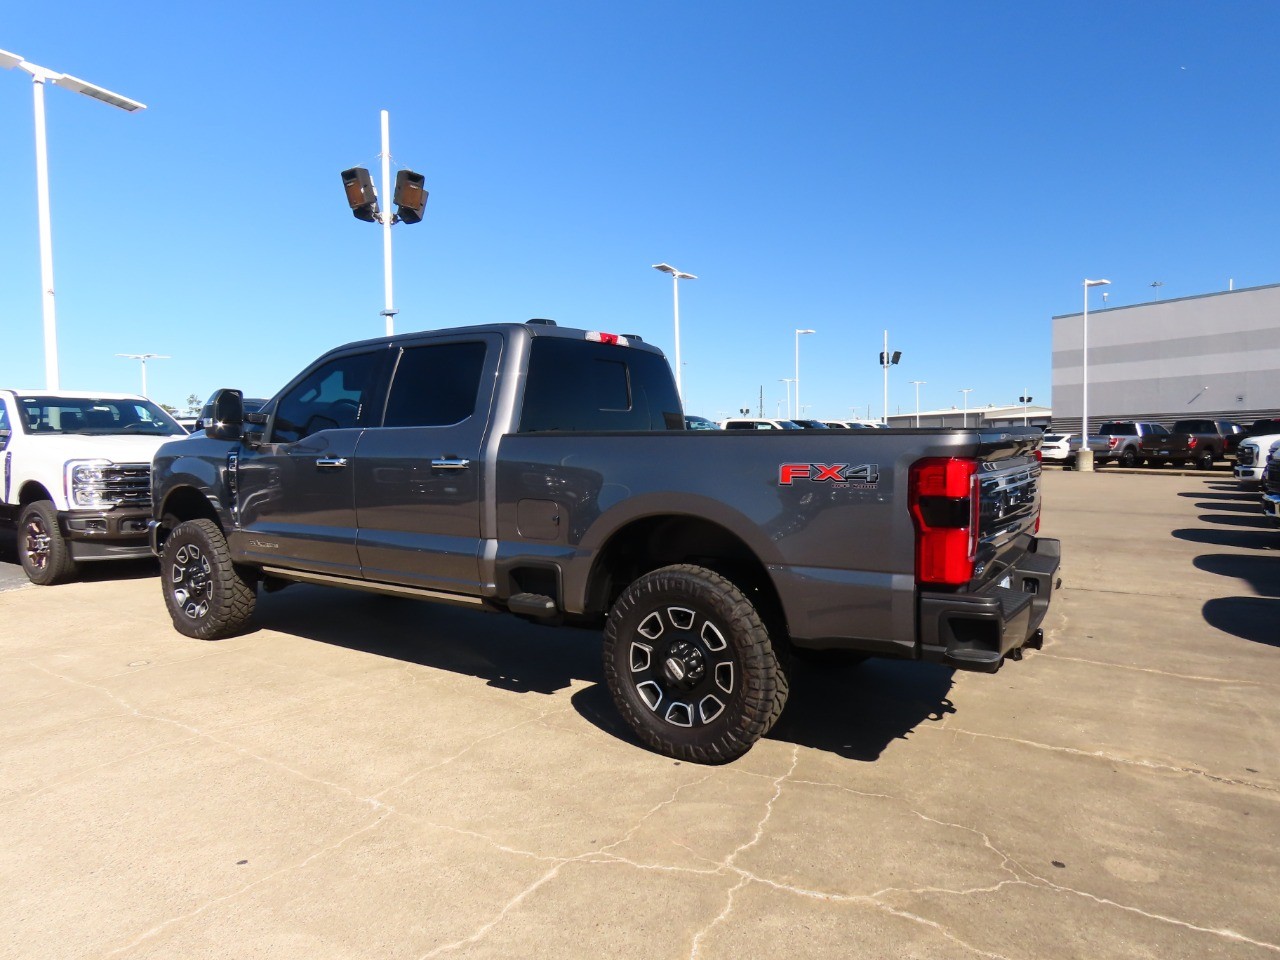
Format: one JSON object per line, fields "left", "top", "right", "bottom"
{"left": 1096, "top": 421, "right": 1170, "bottom": 468}
{"left": 1138, "top": 418, "right": 1242, "bottom": 469}
{"left": 0, "top": 389, "right": 187, "bottom": 583}
{"left": 149, "top": 320, "right": 1060, "bottom": 763}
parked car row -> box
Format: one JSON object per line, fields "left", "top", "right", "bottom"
{"left": 715, "top": 417, "right": 887, "bottom": 431}
{"left": 1044, "top": 418, "right": 1279, "bottom": 470}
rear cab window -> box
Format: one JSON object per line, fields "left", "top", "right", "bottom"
{"left": 519, "top": 337, "right": 682, "bottom": 432}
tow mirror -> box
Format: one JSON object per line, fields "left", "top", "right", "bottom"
{"left": 205, "top": 388, "right": 244, "bottom": 441}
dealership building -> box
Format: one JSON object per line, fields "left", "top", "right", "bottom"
{"left": 1051, "top": 282, "right": 1280, "bottom": 434}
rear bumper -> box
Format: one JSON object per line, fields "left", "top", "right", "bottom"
{"left": 918, "top": 537, "right": 1061, "bottom": 673}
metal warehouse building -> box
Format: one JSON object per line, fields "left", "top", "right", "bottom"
{"left": 1051, "top": 282, "right": 1280, "bottom": 434}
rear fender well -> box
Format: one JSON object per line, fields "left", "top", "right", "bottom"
{"left": 580, "top": 513, "right": 787, "bottom": 639}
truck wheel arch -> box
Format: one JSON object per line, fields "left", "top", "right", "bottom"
{"left": 583, "top": 514, "right": 788, "bottom": 642}
{"left": 155, "top": 486, "right": 223, "bottom": 551}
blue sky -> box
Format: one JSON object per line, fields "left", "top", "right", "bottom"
{"left": 1, "top": 1, "right": 1277, "bottom": 421}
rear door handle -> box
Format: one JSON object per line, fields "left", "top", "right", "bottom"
{"left": 431, "top": 458, "right": 471, "bottom": 470}
{"left": 315, "top": 457, "right": 348, "bottom": 468}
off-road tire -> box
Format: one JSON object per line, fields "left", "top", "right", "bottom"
{"left": 160, "top": 519, "right": 256, "bottom": 639}
{"left": 17, "top": 500, "right": 79, "bottom": 585}
{"left": 603, "top": 564, "right": 788, "bottom": 764}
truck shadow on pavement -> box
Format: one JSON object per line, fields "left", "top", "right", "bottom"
{"left": 1174, "top": 488, "right": 1280, "bottom": 647}
{"left": 1194, "top": 554, "right": 1280, "bottom": 647}
{"left": 253, "top": 585, "right": 957, "bottom": 762}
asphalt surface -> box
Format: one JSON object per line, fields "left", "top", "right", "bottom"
{"left": 1, "top": 470, "right": 1277, "bottom": 959}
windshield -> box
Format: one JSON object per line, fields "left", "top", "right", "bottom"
{"left": 17, "top": 396, "right": 186, "bottom": 437}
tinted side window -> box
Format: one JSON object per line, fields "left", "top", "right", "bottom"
{"left": 0, "top": 404, "right": 9, "bottom": 448}
{"left": 1101, "top": 423, "right": 1135, "bottom": 435}
{"left": 519, "top": 338, "right": 681, "bottom": 432}
{"left": 272, "top": 352, "right": 381, "bottom": 443}
{"left": 383, "top": 342, "right": 487, "bottom": 428}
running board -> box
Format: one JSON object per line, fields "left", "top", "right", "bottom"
{"left": 260, "top": 566, "right": 487, "bottom": 608}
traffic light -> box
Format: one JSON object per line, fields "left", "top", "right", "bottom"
{"left": 393, "top": 169, "right": 428, "bottom": 224}
{"left": 340, "top": 167, "right": 380, "bottom": 222}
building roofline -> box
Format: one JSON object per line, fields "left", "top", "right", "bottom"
{"left": 1051, "top": 281, "right": 1280, "bottom": 321}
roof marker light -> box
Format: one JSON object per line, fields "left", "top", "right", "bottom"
{"left": 586, "top": 331, "right": 629, "bottom": 347}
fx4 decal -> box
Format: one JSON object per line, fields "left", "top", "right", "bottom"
{"left": 779, "top": 463, "right": 880, "bottom": 487}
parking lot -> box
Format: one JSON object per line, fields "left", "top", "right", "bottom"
{"left": 1, "top": 469, "right": 1277, "bottom": 960}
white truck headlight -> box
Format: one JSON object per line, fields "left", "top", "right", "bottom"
{"left": 65, "top": 459, "right": 116, "bottom": 508}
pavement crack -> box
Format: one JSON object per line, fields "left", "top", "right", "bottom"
{"left": 923, "top": 726, "right": 1279, "bottom": 793}
{"left": 1037, "top": 652, "right": 1270, "bottom": 686}
{"left": 1009, "top": 859, "right": 1280, "bottom": 953}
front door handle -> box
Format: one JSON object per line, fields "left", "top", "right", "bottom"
{"left": 315, "top": 457, "right": 348, "bottom": 469}
{"left": 431, "top": 457, "right": 471, "bottom": 470}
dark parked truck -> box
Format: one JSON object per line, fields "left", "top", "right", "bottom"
{"left": 1138, "top": 418, "right": 1243, "bottom": 469}
{"left": 149, "top": 320, "right": 1060, "bottom": 763}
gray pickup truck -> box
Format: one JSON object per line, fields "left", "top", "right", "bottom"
{"left": 149, "top": 320, "right": 1060, "bottom": 763}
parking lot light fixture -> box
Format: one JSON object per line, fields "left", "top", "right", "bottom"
{"left": 1, "top": 48, "right": 146, "bottom": 390}
{"left": 653, "top": 263, "right": 697, "bottom": 399}
{"left": 1081, "top": 278, "right": 1111, "bottom": 471}
{"left": 795, "top": 329, "right": 815, "bottom": 419}
{"left": 115, "top": 353, "right": 170, "bottom": 397}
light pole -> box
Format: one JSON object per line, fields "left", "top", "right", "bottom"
{"left": 1150, "top": 280, "right": 1164, "bottom": 301}
{"left": 795, "top": 329, "right": 815, "bottom": 420}
{"left": 909, "top": 380, "right": 926, "bottom": 427}
{"left": 1, "top": 48, "right": 146, "bottom": 390}
{"left": 115, "top": 353, "right": 169, "bottom": 397}
{"left": 653, "top": 263, "right": 697, "bottom": 399}
{"left": 879, "top": 330, "right": 902, "bottom": 425}
{"left": 1019, "top": 392, "right": 1033, "bottom": 426}
{"left": 779, "top": 379, "right": 795, "bottom": 419}
{"left": 339, "top": 111, "right": 428, "bottom": 337}
{"left": 959, "top": 388, "right": 973, "bottom": 427}
{"left": 1080, "top": 278, "right": 1111, "bottom": 472}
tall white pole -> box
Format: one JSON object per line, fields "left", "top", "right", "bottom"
{"left": 795, "top": 332, "right": 801, "bottom": 418}
{"left": 381, "top": 110, "right": 395, "bottom": 337}
{"left": 882, "top": 329, "right": 889, "bottom": 425}
{"left": 1082, "top": 284, "right": 1089, "bottom": 441}
{"left": 140, "top": 357, "right": 148, "bottom": 397}
{"left": 32, "top": 74, "right": 59, "bottom": 389}
{"left": 780, "top": 379, "right": 792, "bottom": 420}
{"left": 672, "top": 273, "right": 682, "bottom": 398}
{"left": 909, "top": 380, "right": 924, "bottom": 427}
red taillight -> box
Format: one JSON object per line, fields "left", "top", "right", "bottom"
{"left": 1109, "top": 437, "right": 1119, "bottom": 449}
{"left": 1034, "top": 449, "right": 1042, "bottom": 463}
{"left": 909, "top": 457, "right": 980, "bottom": 587}
{"left": 1187, "top": 436, "right": 1198, "bottom": 449}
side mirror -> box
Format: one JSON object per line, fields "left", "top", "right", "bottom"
{"left": 204, "top": 388, "right": 244, "bottom": 441}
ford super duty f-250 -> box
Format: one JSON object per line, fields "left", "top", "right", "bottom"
{"left": 149, "top": 320, "right": 1061, "bottom": 763}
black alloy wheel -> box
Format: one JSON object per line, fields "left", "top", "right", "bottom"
{"left": 160, "top": 519, "right": 256, "bottom": 640}
{"left": 603, "top": 564, "right": 788, "bottom": 764}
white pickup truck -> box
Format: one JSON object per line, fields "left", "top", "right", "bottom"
{"left": 0, "top": 389, "right": 187, "bottom": 584}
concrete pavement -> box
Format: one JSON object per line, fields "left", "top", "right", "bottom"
{"left": 1, "top": 470, "right": 1277, "bottom": 959}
